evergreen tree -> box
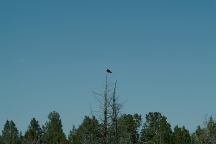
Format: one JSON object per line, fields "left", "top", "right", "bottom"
{"left": 191, "top": 126, "right": 208, "bottom": 144}
{"left": 68, "top": 116, "right": 102, "bottom": 144}
{"left": 191, "top": 116, "right": 216, "bottom": 144}
{"left": 24, "top": 117, "right": 42, "bottom": 144}
{"left": 140, "top": 112, "right": 172, "bottom": 144}
{"left": 207, "top": 116, "right": 216, "bottom": 143}
{"left": 117, "top": 114, "right": 141, "bottom": 144}
{"left": 172, "top": 126, "right": 191, "bottom": 144}
{"left": 2, "top": 120, "right": 19, "bottom": 144}
{"left": 0, "top": 135, "right": 4, "bottom": 144}
{"left": 18, "top": 132, "right": 24, "bottom": 144}
{"left": 41, "top": 111, "right": 66, "bottom": 144}
{"left": 68, "top": 126, "right": 81, "bottom": 144}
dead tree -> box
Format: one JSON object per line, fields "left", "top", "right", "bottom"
{"left": 94, "top": 69, "right": 121, "bottom": 144}
{"left": 112, "top": 80, "right": 119, "bottom": 144}
{"left": 103, "top": 74, "right": 108, "bottom": 144}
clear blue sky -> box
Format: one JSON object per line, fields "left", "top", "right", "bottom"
{"left": 0, "top": 0, "right": 216, "bottom": 134}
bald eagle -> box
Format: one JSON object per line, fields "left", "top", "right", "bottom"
{"left": 106, "top": 69, "right": 112, "bottom": 73}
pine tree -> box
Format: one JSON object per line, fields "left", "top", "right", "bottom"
{"left": 172, "top": 126, "right": 191, "bottom": 144}
{"left": 24, "top": 118, "right": 42, "bottom": 144}
{"left": 68, "top": 126, "right": 81, "bottom": 144}
{"left": 118, "top": 114, "right": 142, "bottom": 144}
{"left": 41, "top": 111, "right": 66, "bottom": 144}
{"left": 191, "top": 116, "right": 216, "bottom": 144}
{"left": 68, "top": 116, "right": 102, "bottom": 144}
{"left": 0, "top": 135, "right": 4, "bottom": 144}
{"left": 140, "top": 112, "right": 172, "bottom": 144}
{"left": 2, "top": 120, "right": 19, "bottom": 144}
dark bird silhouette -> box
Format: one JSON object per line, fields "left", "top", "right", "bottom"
{"left": 106, "top": 69, "right": 112, "bottom": 73}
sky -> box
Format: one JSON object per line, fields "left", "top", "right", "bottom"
{"left": 0, "top": 0, "right": 216, "bottom": 135}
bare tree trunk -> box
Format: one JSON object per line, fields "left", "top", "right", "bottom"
{"left": 103, "top": 74, "right": 108, "bottom": 144}
{"left": 112, "top": 80, "right": 118, "bottom": 144}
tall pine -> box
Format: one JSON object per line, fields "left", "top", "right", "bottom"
{"left": 140, "top": 112, "right": 172, "bottom": 144}
{"left": 24, "top": 117, "right": 42, "bottom": 144}
{"left": 41, "top": 111, "right": 66, "bottom": 144}
{"left": 2, "top": 120, "right": 19, "bottom": 144}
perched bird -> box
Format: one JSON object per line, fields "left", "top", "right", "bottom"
{"left": 106, "top": 69, "right": 112, "bottom": 73}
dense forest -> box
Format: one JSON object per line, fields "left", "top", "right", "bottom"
{"left": 1, "top": 77, "right": 215, "bottom": 144}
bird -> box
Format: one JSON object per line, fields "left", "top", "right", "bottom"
{"left": 106, "top": 69, "right": 112, "bottom": 73}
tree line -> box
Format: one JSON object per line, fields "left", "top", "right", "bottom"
{"left": 0, "top": 111, "right": 216, "bottom": 144}
{"left": 1, "top": 75, "right": 215, "bottom": 144}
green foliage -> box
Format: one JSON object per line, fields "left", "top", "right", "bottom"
{"left": 1, "top": 111, "right": 216, "bottom": 144}
{"left": 0, "top": 136, "right": 4, "bottom": 144}
{"left": 2, "top": 120, "right": 19, "bottom": 144}
{"left": 172, "top": 126, "right": 191, "bottom": 144}
{"left": 140, "top": 112, "right": 172, "bottom": 144}
{"left": 68, "top": 116, "right": 102, "bottom": 144}
{"left": 207, "top": 116, "right": 216, "bottom": 143}
{"left": 41, "top": 111, "right": 66, "bottom": 144}
{"left": 191, "top": 126, "right": 208, "bottom": 144}
{"left": 191, "top": 116, "right": 216, "bottom": 144}
{"left": 117, "top": 114, "right": 142, "bottom": 144}
{"left": 68, "top": 126, "right": 81, "bottom": 144}
{"left": 18, "top": 132, "right": 24, "bottom": 144}
{"left": 24, "top": 117, "right": 42, "bottom": 144}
